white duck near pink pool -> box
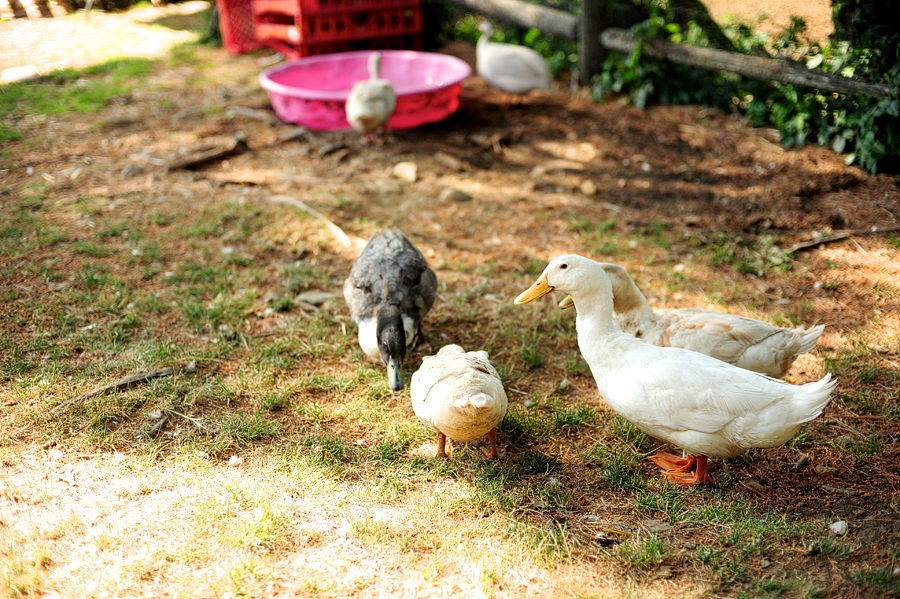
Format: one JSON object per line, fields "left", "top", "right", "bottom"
{"left": 259, "top": 50, "right": 471, "bottom": 131}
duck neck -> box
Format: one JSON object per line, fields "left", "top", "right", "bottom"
{"left": 376, "top": 305, "right": 406, "bottom": 361}
{"left": 368, "top": 52, "right": 382, "bottom": 80}
{"left": 477, "top": 25, "right": 491, "bottom": 52}
{"left": 614, "top": 286, "right": 657, "bottom": 335}
{"left": 572, "top": 290, "right": 619, "bottom": 341}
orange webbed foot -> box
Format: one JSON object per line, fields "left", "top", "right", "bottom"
{"left": 649, "top": 451, "right": 696, "bottom": 472}
{"left": 650, "top": 453, "right": 714, "bottom": 486}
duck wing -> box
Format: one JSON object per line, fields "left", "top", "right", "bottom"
{"left": 601, "top": 343, "right": 833, "bottom": 441}
{"left": 343, "top": 228, "right": 436, "bottom": 323}
{"left": 651, "top": 309, "right": 824, "bottom": 377}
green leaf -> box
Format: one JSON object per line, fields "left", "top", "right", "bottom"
{"left": 806, "top": 54, "right": 825, "bottom": 69}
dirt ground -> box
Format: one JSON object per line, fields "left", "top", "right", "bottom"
{"left": 2, "top": 2, "right": 900, "bottom": 597}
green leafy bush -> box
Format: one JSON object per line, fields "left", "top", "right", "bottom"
{"left": 592, "top": 1, "right": 900, "bottom": 174}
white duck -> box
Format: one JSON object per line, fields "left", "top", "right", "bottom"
{"left": 345, "top": 52, "right": 397, "bottom": 141}
{"left": 558, "top": 263, "right": 824, "bottom": 378}
{"left": 476, "top": 21, "right": 552, "bottom": 95}
{"left": 515, "top": 255, "right": 835, "bottom": 486}
{"left": 410, "top": 344, "right": 508, "bottom": 459}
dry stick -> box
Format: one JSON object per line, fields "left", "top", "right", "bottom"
{"left": 49, "top": 367, "right": 175, "bottom": 416}
{"left": 263, "top": 194, "right": 362, "bottom": 250}
{"left": 145, "top": 369, "right": 219, "bottom": 438}
{"left": 145, "top": 411, "right": 172, "bottom": 438}
{"left": 788, "top": 225, "right": 900, "bottom": 253}
{"left": 225, "top": 105, "right": 280, "bottom": 125}
{"left": 166, "top": 133, "right": 249, "bottom": 172}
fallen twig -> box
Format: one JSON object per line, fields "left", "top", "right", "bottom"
{"left": 788, "top": 225, "right": 900, "bottom": 253}
{"left": 225, "top": 105, "right": 280, "bottom": 125}
{"left": 263, "top": 194, "right": 364, "bottom": 251}
{"left": 170, "top": 409, "right": 212, "bottom": 432}
{"left": 144, "top": 412, "right": 171, "bottom": 438}
{"left": 166, "top": 133, "right": 249, "bottom": 172}
{"left": 276, "top": 127, "right": 316, "bottom": 145}
{"left": 50, "top": 367, "right": 175, "bottom": 415}
{"left": 144, "top": 368, "right": 218, "bottom": 438}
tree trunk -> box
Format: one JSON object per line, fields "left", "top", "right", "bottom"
{"left": 579, "top": 0, "right": 612, "bottom": 84}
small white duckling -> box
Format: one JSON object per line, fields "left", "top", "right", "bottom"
{"left": 410, "top": 344, "right": 508, "bottom": 459}
{"left": 345, "top": 52, "right": 397, "bottom": 142}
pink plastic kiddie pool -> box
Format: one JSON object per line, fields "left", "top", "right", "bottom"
{"left": 259, "top": 50, "right": 472, "bottom": 131}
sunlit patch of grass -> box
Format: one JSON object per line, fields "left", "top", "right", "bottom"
{"left": 208, "top": 411, "right": 280, "bottom": 455}
{"left": 504, "top": 517, "right": 574, "bottom": 564}
{"left": 0, "top": 123, "right": 22, "bottom": 142}
{"left": 230, "top": 504, "right": 287, "bottom": 552}
{"left": 536, "top": 479, "right": 574, "bottom": 509}
{"left": 515, "top": 450, "right": 560, "bottom": 475}
{"left": 0, "top": 58, "right": 153, "bottom": 119}
{"left": 608, "top": 415, "right": 655, "bottom": 453}
{"left": 226, "top": 559, "right": 271, "bottom": 597}
{"left": 500, "top": 405, "right": 552, "bottom": 442}
{"left": 737, "top": 577, "right": 825, "bottom": 599}
{"left": 564, "top": 214, "right": 622, "bottom": 256}
{"left": 696, "top": 546, "right": 750, "bottom": 585}
{"left": 551, "top": 405, "right": 597, "bottom": 431}
{"left": 0, "top": 543, "right": 51, "bottom": 598}
{"left": 301, "top": 433, "right": 356, "bottom": 471}
{"left": 21, "top": 182, "right": 48, "bottom": 207}
{"left": 177, "top": 289, "right": 255, "bottom": 334}
{"left": 565, "top": 355, "right": 591, "bottom": 375}
{"left": 689, "top": 230, "right": 793, "bottom": 276}
{"left": 844, "top": 554, "right": 900, "bottom": 596}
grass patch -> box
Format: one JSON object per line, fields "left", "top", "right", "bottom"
{"left": 0, "top": 58, "right": 153, "bottom": 118}
{"left": 616, "top": 534, "right": 667, "bottom": 573}
{"left": 0, "top": 545, "right": 51, "bottom": 597}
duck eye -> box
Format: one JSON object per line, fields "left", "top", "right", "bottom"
{"left": 560, "top": 263, "right": 568, "bottom": 269}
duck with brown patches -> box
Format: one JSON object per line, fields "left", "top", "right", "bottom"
{"left": 558, "top": 262, "right": 824, "bottom": 378}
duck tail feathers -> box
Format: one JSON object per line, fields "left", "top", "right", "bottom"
{"left": 453, "top": 392, "right": 496, "bottom": 410}
{"left": 794, "top": 372, "right": 836, "bottom": 422}
{"left": 792, "top": 324, "right": 826, "bottom": 355}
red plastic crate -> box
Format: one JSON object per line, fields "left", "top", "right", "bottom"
{"left": 251, "top": 0, "right": 422, "bottom": 58}
{"left": 217, "top": 0, "right": 264, "bottom": 54}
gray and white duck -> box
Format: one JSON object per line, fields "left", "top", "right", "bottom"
{"left": 343, "top": 228, "right": 437, "bottom": 391}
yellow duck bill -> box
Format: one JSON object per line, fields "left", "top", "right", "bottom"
{"left": 514, "top": 273, "right": 554, "bottom": 304}
{"left": 558, "top": 295, "right": 574, "bottom": 309}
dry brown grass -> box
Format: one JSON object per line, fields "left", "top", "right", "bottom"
{"left": 2, "top": 4, "right": 899, "bottom": 598}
